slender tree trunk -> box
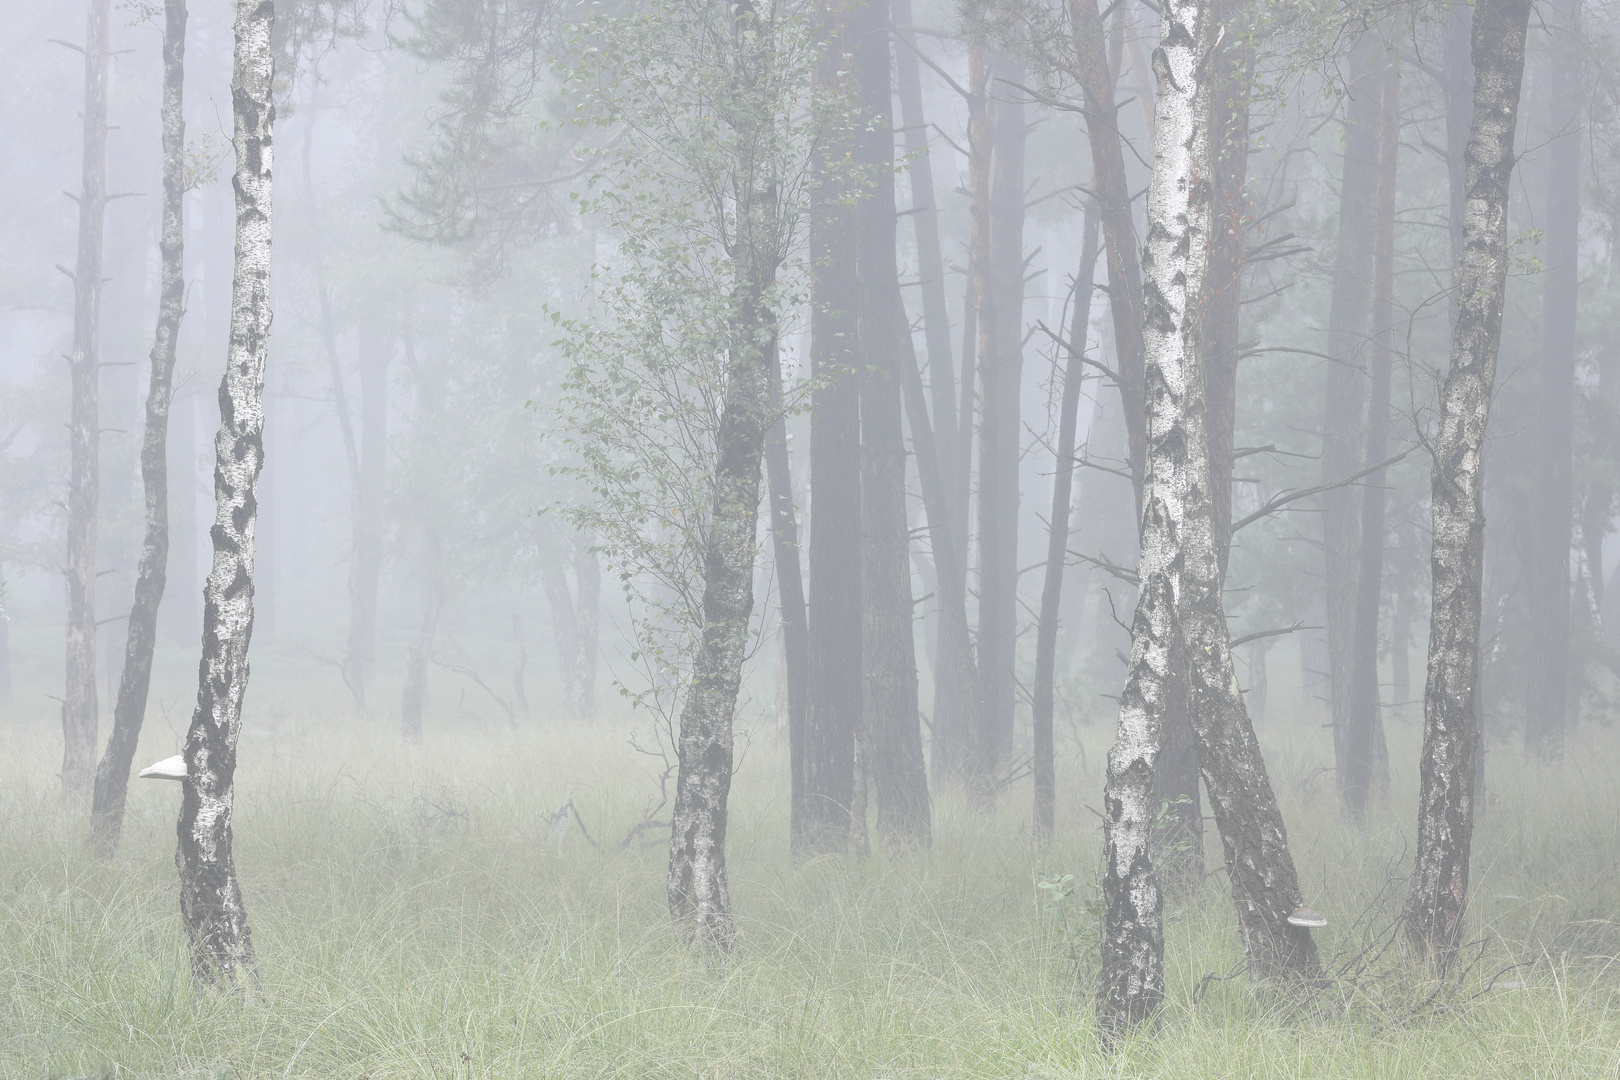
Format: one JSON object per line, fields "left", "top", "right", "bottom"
{"left": 1443, "top": 1, "right": 1475, "bottom": 327}
{"left": 1404, "top": 0, "right": 1531, "bottom": 964}
{"left": 346, "top": 314, "right": 389, "bottom": 707}
{"left": 1524, "top": 0, "right": 1582, "bottom": 760}
{"left": 892, "top": 0, "right": 972, "bottom": 785}
{"left": 1345, "top": 51, "right": 1400, "bottom": 820}
{"left": 1067, "top": 0, "right": 1147, "bottom": 494}
{"left": 1323, "top": 28, "right": 1382, "bottom": 806}
{"left": 766, "top": 345, "right": 809, "bottom": 787}
{"left": 89, "top": 0, "right": 187, "bottom": 854}
{"left": 1100, "top": 0, "right": 1320, "bottom": 1035}
{"left": 573, "top": 539, "right": 599, "bottom": 718}
{"left": 401, "top": 538, "right": 443, "bottom": 742}
{"left": 853, "top": 0, "right": 929, "bottom": 848}
{"left": 63, "top": 0, "right": 113, "bottom": 807}
{"left": 667, "top": 267, "right": 776, "bottom": 953}
{"left": 978, "top": 55, "right": 1027, "bottom": 777}
{"left": 176, "top": 0, "right": 273, "bottom": 985}
{"left": 1033, "top": 205, "right": 1100, "bottom": 843}
{"left": 797, "top": 0, "right": 861, "bottom": 855}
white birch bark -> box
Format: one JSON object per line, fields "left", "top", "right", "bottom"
{"left": 175, "top": 0, "right": 274, "bottom": 985}
{"left": 1404, "top": 0, "right": 1532, "bottom": 964}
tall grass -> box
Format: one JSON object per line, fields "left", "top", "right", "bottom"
{"left": 1, "top": 689, "right": 1616, "bottom": 1078}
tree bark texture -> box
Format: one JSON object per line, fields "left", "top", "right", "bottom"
{"left": 853, "top": 0, "right": 930, "bottom": 848}
{"left": 1524, "top": 0, "right": 1582, "bottom": 760}
{"left": 1344, "top": 52, "right": 1400, "bottom": 821}
{"left": 90, "top": 0, "right": 187, "bottom": 854}
{"left": 63, "top": 0, "right": 113, "bottom": 807}
{"left": 666, "top": 2, "right": 787, "bottom": 949}
{"left": 1033, "top": 204, "right": 1100, "bottom": 843}
{"left": 175, "top": 0, "right": 274, "bottom": 986}
{"left": 1323, "top": 29, "right": 1382, "bottom": 807}
{"left": 1100, "top": 0, "right": 1321, "bottom": 1035}
{"left": 798, "top": 0, "right": 860, "bottom": 856}
{"left": 1404, "top": 0, "right": 1531, "bottom": 964}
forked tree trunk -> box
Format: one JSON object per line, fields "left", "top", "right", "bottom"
{"left": 1344, "top": 51, "right": 1400, "bottom": 821}
{"left": 1033, "top": 204, "right": 1100, "bottom": 843}
{"left": 1323, "top": 29, "right": 1382, "bottom": 808}
{"left": 1100, "top": 0, "right": 1321, "bottom": 1037}
{"left": 89, "top": 0, "right": 187, "bottom": 854}
{"left": 176, "top": 0, "right": 274, "bottom": 985}
{"left": 1404, "top": 0, "right": 1531, "bottom": 965}
{"left": 1524, "top": 0, "right": 1582, "bottom": 760}
{"left": 853, "top": 0, "right": 929, "bottom": 848}
{"left": 63, "top": 0, "right": 113, "bottom": 807}
{"left": 797, "top": 0, "right": 860, "bottom": 856}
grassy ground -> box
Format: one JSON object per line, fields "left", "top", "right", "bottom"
{"left": 1, "top": 687, "right": 1618, "bottom": 1079}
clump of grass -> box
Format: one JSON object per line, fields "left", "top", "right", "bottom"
{"left": 0, "top": 693, "right": 1616, "bottom": 1078}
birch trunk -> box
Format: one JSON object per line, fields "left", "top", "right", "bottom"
{"left": 175, "top": 0, "right": 274, "bottom": 985}
{"left": 1100, "top": 0, "right": 1320, "bottom": 1035}
{"left": 89, "top": 0, "right": 187, "bottom": 854}
{"left": 1404, "top": 0, "right": 1531, "bottom": 964}
{"left": 666, "top": 0, "right": 785, "bottom": 948}
{"left": 1033, "top": 205, "right": 1100, "bottom": 842}
{"left": 63, "top": 0, "right": 113, "bottom": 807}
{"left": 1345, "top": 52, "right": 1400, "bottom": 820}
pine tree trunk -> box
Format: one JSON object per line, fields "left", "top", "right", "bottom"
{"left": 346, "top": 314, "right": 389, "bottom": 707}
{"left": 1524, "top": 0, "right": 1582, "bottom": 760}
{"left": 89, "top": 0, "right": 187, "bottom": 854}
{"left": 1033, "top": 205, "right": 1100, "bottom": 843}
{"left": 1323, "top": 29, "right": 1382, "bottom": 808}
{"left": 1404, "top": 0, "right": 1532, "bottom": 965}
{"left": 797, "top": 0, "right": 861, "bottom": 855}
{"left": 981, "top": 55, "right": 1027, "bottom": 781}
{"left": 175, "top": 0, "right": 274, "bottom": 985}
{"left": 1345, "top": 52, "right": 1400, "bottom": 820}
{"left": 63, "top": 0, "right": 113, "bottom": 807}
{"left": 853, "top": 0, "right": 929, "bottom": 848}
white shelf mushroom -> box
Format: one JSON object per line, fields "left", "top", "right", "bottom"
{"left": 1286, "top": 905, "right": 1327, "bottom": 929}
{"left": 138, "top": 753, "right": 187, "bottom": 781}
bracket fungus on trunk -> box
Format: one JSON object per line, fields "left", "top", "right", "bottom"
{"left": 138, "top": 753, "right": 186, "bottom": 781}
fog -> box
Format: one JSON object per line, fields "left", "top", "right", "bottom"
{"left": 1, "top": 0, "right": 1618, "bottom": 1073}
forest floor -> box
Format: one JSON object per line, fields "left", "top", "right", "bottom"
{"left": 1, "top": 686, "right": 1617, "bottom": 1078}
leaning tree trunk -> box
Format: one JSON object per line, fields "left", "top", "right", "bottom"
{"left": 1404, "top": 0, "right": 1531, "bottom": 965}
{"left": 1033, "top": 205, "right": 1100, "bottom": 843}
{"left": 853, "top": 0, "right": 930, "bottom": 848}
{"left": 1344, "top": 52, "right": 1401, "bottom": 821}
{"left": 1099, "top": 0, "right": 1321, "bottom": 1037}
{"left": 1068, "top": 0, "right": 1147, "bottom": 494}
{"left": 1524, "top": 0, "right": 1582, "bottom": 760}
{"left": 89, "top": 0, "right": 187, "bottom": 854}
{"left": 175, "top": 0, "right": 273, "bottom": 986}
{"left": 63, "top": 0, "right": 113, "bottom": 808}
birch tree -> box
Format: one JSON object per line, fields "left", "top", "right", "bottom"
{"left": 175, "top": 0, "right": 274, "bottom": 985}
{"left": 1099, "top": 0, "right": 1321, "bottom": 1035}
{"left": 559, "top": 0, "right": 832, "bottom": 949}
{"left": 1404, "top": 0, "right": 1532, "bottom": 965}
